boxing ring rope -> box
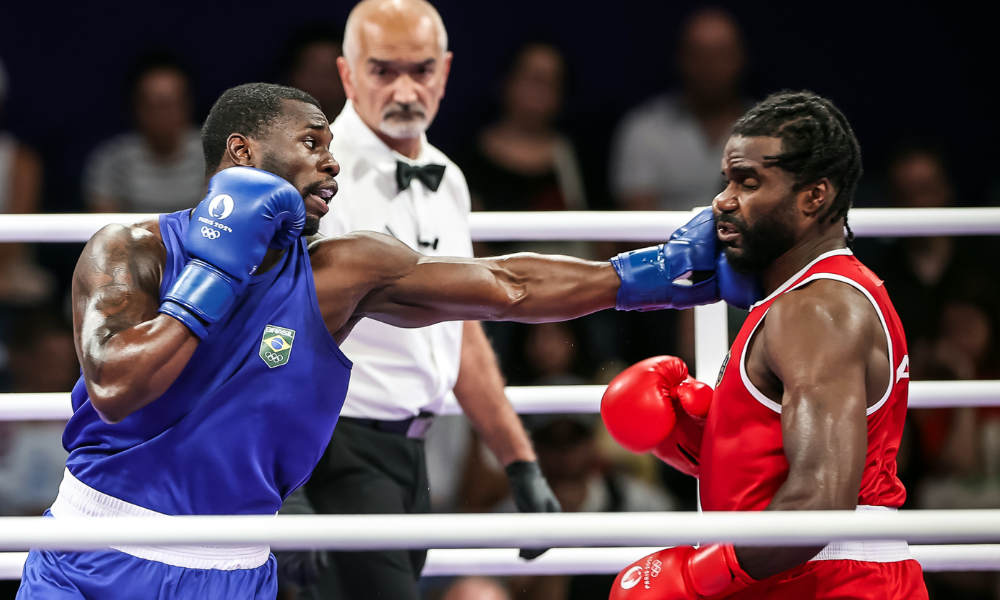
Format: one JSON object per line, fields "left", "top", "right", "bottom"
{"left": 3, "top": 207, "right": 1000, "bottom": 242}
{"left": 2, "top": 380, "right": 999, "bottom": 422}
{"left": 1, "top": 545, "right": 998, "bottom": 579}
{"left": 2, "top": 512, "right": 1000, "bottom": 578}
{"left": 2, "top": 207, "right": 1000, "bottom": 580}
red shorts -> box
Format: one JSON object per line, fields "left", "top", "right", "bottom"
{"left": 728, "top": 559, "right": 927, "bottom": 600}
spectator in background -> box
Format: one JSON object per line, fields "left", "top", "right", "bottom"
{"left": 440, "top": 578, "right": 511, "bottom": 600}
{"left": 458, "top": 39, "right": 587, "bottom": 256}
{"left": 0, "top": 306, "right": 79, "bottom": 518}
{"left": 610, "top": 8, "right": 748, "bottom": 211}
{"left": 871, "top": 145, "right": 1000, "bottom": 379}
{"left": 83, "top": 50, "right": 205, "bottom": 213}
{"left": 0, "top": 55, "right": 53, "bottom": 307}
{"left": 869, "top": 146, "right": 1000, "bottom": 600}
{"left": 457, "top": 40, "right": 596, "bottom": 372}
{"left": 911, "top": 299, "right": 1000, "bottom": 599}
{"left": 279, "top": 25, "right": 347, "bottom": 122}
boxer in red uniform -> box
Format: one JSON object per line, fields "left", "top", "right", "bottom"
{"left": 602, "top": 90, "right": 928, "bottom": 599}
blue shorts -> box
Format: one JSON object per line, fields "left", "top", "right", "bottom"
{"left": 17, "top": 547, "right": 277, "bottom": 599}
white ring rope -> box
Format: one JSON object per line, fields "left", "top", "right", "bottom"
{"left": 421, "top": 545, "right": 1000, "bottom": 576}
{"left": 1, "top": 545, "right": 998, "bottom": 580}
{"left": 2, "top": 380, "right": 997, "bottom": 421}
{"left": 1, "top": 207, "right": 1000, "bottom": 243}
{"left": 2, "top": 511, "right": 1000, "bottom": 552}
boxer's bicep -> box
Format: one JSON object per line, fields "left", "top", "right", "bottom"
{"left": 765, "top": 283, "right": 873, "bottom": 510}
{"left": 73, "top": 224, "right": 164, "bottom": 363}
{"left": 73, "top": 224, "right": 196, "bottom": 423}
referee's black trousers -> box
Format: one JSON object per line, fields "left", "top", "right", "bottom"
{"left": 299, "top": 419, "right": 430, "bottom": 600}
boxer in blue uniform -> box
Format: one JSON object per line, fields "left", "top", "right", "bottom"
{"left": 18, "top": 83, "right": 760, "bottom": 599}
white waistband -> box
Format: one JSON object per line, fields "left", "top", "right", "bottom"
{"left": 50, "top": 469, "right": 271, "bottom": 570}
{"left": 808, "top": 505, "right": 912, "bottom": 563}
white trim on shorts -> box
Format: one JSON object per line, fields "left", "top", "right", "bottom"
{"left": 809, "top": 505, "right": 912, "bottom": 563}
{"left": 49, "top": 468, "right": 271, "bottom": 570}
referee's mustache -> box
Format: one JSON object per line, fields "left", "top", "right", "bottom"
{"left": 382, "top": 101, "right": 427, "bottom": 120}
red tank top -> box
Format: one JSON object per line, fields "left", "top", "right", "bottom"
{"left": 700, "top": 249, "right": 910, "bottom": 512}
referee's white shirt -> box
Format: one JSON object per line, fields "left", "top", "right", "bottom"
{"left": 320, "top": 100, "right": 473, "bottom": 420}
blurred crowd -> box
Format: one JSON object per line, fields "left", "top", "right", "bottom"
{"left": 1, "top": 7, "right": 999, "bottom": 600}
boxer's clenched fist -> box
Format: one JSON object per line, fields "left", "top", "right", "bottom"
{"left": 160, "top": 167, "right": 305, "bottom": 339}
{"left": 609, "top": 545, "right": 754, "bottom": 600}
{"left": 601, "top": 356, "right": 711, "bottom": 477}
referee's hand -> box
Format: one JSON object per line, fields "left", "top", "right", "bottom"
{"left": 505, "top": 460, "right": 561, "bottom": 560}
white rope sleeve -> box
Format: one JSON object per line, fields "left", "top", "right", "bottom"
{"left": 2, "top": 207, "right": 1000, "bottom": 243}
{"left": 2, "top": 544, "right": 999, "bottom": 579}
{"left": 3, "top": 380, "right": 997, "bottom": 421}
{"left": 4, "top": 510, "right": 1000, "bottom": 553}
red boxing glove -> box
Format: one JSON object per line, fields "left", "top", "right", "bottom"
{"left": 652, "top": 377, "right": 712, "bottom": 477}
{"left": 609, "top": 544, "right": 755, "bottom": 600}
{"left": 601, "top": 357, "right": 713, "bottom": 477}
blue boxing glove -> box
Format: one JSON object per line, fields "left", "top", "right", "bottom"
{"left": 716, "top": 251, "right": 763, "bottom": 310}
{"left": 159, "top": 167, "right": 306, "bottom": 338}
{"left": 611, "top": 208, "right": 762, "bottom": 311}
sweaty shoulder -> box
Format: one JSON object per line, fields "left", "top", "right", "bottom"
{"left": 761, "top": 279, "right": 881, "bottom": 381}
{"left": 84, "top": 218, "right": 166, "bottom": 274}
{"left": 309, "top": 230, "right": 414, "bottom": 276}
{"left": 307, "top": 231, "right": 421, "bottom": 338}
{"left": 73, "top": 218, "right": 168, "bottom": 327}
{"left": 767, "top": 279, "right": 878, "bottom": 342}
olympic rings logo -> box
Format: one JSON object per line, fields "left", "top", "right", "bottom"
{"left": 650, "top": 560, "right": 662, "bottom": 577}
{"left": 201, "top": 226, "right": 221, "bottom": 240}
{"left": 263, "top": 352, "right": 285, "bottom": 363}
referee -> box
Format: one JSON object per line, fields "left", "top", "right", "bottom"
{"left": 278, "top": 1, "right": 560, "bottom": 599}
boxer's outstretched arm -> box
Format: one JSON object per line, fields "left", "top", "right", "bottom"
{"left": 316, "top": 232, "right": 619, "bottom": 328}
{"left": 733, "top": 281, "right": 875, "bottom": 580}
{"left": 73, "top": 223, "right": 199, "bottom": 424}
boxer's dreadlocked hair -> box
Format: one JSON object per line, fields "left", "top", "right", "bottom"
{"left": 733, "top": 90, "right": 862, "bottom": 247}
{"left": 202, "top": 83, "right": 321, "bottom": 174}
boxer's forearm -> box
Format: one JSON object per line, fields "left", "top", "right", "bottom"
{"left": 733, "top": 386, "right": 866, "bottom": 579}
{"left": 364, "top": 252, "right": 620, "bottom": 328}
{"left": 453, "top": 321, "right": 535, "bottom": 465}
{"left": 733, "top": 465, "right": 852, "bottom": 578}
{"left": 484, "top": 254, "right": 620, "bottom": 323}
{"left": 80, "top": 315, "right": 198, "bottom": 424}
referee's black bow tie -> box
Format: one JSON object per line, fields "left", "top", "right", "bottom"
{"left": 396, "top": 161, "right": 446, "bottom": 192}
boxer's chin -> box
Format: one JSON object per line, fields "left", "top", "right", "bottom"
{"left": 302, "top": 215, "right": 321, "bottom": 237}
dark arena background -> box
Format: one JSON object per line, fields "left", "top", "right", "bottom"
{"left": 1, "top": 1, "right": 999, "bottom": 599}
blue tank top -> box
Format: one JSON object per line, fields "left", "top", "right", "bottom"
{"left": 63, "top": 210, "right": 352, "bottom": 516}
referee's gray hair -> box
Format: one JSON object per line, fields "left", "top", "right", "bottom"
{"left": 342, "top": 0, "right": 448, "bottom": 68}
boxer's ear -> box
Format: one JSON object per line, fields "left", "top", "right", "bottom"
{"left": 225, "top": 133, "right": 256, "bottom": 168}
{"left": 799, "top": 177, "right": 834, "bottom": 218}
{"left": 337, "top": 56, "right": 356, "bottom": 101}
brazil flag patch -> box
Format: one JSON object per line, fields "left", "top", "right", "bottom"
{"left": 259, "top": 324, "right": 296, "bottom": 368}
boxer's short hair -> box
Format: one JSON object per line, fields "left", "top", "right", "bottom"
{"left": 201, "top": 83, "right": 320, "bottom": 173}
